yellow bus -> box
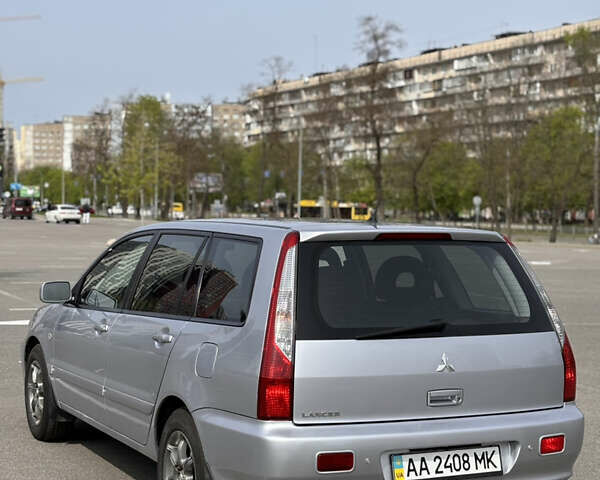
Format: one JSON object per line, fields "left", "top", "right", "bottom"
{"left": 297, "top": 200, "right": 372, "bottom": 221}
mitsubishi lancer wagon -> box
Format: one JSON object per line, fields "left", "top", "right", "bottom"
{"left": 23, "top": 220, "right": 583, "bottom": 479}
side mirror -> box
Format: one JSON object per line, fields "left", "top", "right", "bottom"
{"left": 40, "top": 281, "right": 72, "bottom": 303}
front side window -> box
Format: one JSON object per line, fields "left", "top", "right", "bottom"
{"left": 195, "top": 237, "right": 260, "bottom": 323}
{"left": 131, "top": 234, "right": 207, "bottom": 315}
{"left": 79, "top": 235, "right": 152, "bottom": 310}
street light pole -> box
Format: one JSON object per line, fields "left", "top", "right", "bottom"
{"left": 296, "top": 120, "right": 303, "bottom": 219}
{"left": 154, "top": 138, "right": 159, "bottom": 219}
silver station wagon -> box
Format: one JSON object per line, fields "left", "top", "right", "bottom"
{"left": 23, "top": 220, "right": 583, "bottom": 479}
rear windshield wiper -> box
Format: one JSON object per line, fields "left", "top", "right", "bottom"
{"left": 355, "top": 320, "right": 447, "bottom": 340}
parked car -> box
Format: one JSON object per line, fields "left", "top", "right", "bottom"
{"left": 107, "top": 204, "right": 136, "bottom": 216}
{"left": 45, "top": 204, "right": 82, "bottom": 224}
{"left": 2, "top": 197, "right": 33, "bottom": 219}
{"left": 23, "top": 221, "right": 583, "bottom": 480}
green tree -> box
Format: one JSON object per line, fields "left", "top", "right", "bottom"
{"left": 18, "top": 166, "right": 84, "bottom": 205}
{"left": 421, "top": 141, "right": 477, "bottom": 221}
{"left": 566, "top": 27, "right": 600, "bottom": 232}
{"left": 522, "top": 107, "right": 592, "bottom": 242}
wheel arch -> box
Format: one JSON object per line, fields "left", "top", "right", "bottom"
{"left": 154, "top": 395, "right": 189, "bottom": 447}
{"left": 24, "top": 335, "right": 41, "bottom": 362}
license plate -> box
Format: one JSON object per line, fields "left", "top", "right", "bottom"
{"left": 391, "top": 446, "right": 502, "bottom": 479}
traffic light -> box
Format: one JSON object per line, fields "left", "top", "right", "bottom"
{"left": 0, "top": 127, "right": 5, "bottom": 146}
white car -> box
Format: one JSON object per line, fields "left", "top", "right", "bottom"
{"left": 45, "top": 204, "right": 82, "bottom": 224}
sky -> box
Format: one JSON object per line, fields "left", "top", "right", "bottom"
{"left": 1, "top": 0, "right": 599, "bottom": 129}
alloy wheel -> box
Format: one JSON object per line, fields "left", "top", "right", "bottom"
{"left": 162, "top": 430, "right": 196, "bottom": 480}
{"left": 27, "top": 360, "right": 45, "bottom": 425}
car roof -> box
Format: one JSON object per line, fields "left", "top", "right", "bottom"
{"left": 132, "top": 218, "right": 504, "bottom": 243}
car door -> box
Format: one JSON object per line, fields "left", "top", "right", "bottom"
{"left": 52, "top": 234, "right": 154, "bottom": 424}
{"left": 103, "top": 232, "right": 208, "bottom": 444}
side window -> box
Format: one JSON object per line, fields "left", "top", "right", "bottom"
{"left": 130, "top": 234, "right": 207, "bottom": 315}
{"left": 79, "top": 235, "right": 152, "bottom": 310}
{"left": 195, "top": 237, "right": 260, "bottom": 323}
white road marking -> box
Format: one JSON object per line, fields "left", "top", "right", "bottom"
{"left": 573, "top": 249, "right": 589, "bottom": 253}
{"left": 39, "top": 265, "right": 81, "bottom": 269}
{"left": 58, "top": 257, "right": 86, "bottom": 260}
{"left": 9, "top": 281, "right": 40, "bottom": 285}
{"left": 529, "top": 261, "right": 552, "bottom": 266}
{"left": 0, "top": 289, "right": 24, "bottom": 301}
{"left": 9, "top": 307, "right": 38, "bottom": 311}
{"left": 0, "top": 320, "right": 29, "bottom": 326}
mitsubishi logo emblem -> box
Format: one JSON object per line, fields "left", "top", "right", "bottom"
{"left": 436, "top": 353, "right": 456, "bottom": 373}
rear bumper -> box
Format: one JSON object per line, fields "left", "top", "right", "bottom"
{"left": 193, "top": 405, "right": 583, "bottom": 480}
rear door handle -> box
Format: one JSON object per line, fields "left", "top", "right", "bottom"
{"left": 428, "top": 389, "right": 464, "bottom": 407}
{"left": 152, "top": 333, "right": 174, "bottom": 344}
{"left": 94, "top": 323, "right": 109, "bottom": 334}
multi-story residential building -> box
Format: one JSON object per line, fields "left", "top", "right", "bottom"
{"left": 18, "top": 121, "right": 63, "bottom": 170}
{"left": 245, "top": 18, "right": 600, "bottom": 161}
{"left": 210, "top": 103, "right": 245, "bottom": 141}
{"left": 17, "top": 115, "right": 99, "bottom": 172}
{"left": 171, "top": 102, "right": 246, "bottom": 141}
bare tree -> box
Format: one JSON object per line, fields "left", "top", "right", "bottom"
{"left": 348, "top": 15, "right": 404, "bottom": 221}
{"left": 303, "top": 81, "right": 346, "bottom": 218}
{"left": 71, "top": 102, "right": 112, "bottom": 210}
{"left": 253, "top": 56, "right": 294, "bottom": 211}
{"left": 170, "top": 102, "right": 212, "bottom": 217}
{"left": 392, "top": 114, "right": 450, "bottom": 222}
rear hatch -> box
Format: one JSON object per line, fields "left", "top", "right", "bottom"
{"left": 293, "top": 233, "right": 563, "bottom": 424}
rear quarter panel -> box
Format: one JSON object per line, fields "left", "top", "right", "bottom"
{"left": 155, "top": 226, "right": 287, "bottom": 417}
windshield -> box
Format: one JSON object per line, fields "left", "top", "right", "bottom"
{"left": 297, "top": 240, "right": 552, "bottom": 340}
{"left": 60, "top": 205, "right": 78, "bottom": 210}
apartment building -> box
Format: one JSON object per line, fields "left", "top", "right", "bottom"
{"left": 17, "top": 115, "right": 98, "bottom": 172}
{"left": 245, "top": 18, "right": 600, "bottom": 161}
{"left": 210, "top": 103, "right": 245, "bottom": 141}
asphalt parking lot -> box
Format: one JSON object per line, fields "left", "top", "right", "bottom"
{"left": 0, "top": 216, "right": 598, "bottom": 479}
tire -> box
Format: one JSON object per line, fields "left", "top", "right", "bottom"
{"left": 157, "top": 409, "right": 211, "bottom": 480}
{"left": 75, "top": 220, "right": 80, "bottom": 224}
{"left": 28, "top": 215, "right": 33, "bottom": 220}
{"left": 24, "top": 344, "right": 73, "bottom": 441}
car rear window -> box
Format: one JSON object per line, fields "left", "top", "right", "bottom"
{"left": 296, "top": 240, "right": 552, "bottom": 340}
{"left": 15, "top": 199, "right": 31, "bottom": 207}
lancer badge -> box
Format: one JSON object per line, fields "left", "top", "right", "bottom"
{"left": 436, "top": 353, "right": 455, "bottom": 373}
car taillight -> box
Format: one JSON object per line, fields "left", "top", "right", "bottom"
{"left": 377, "top": 232, "right": 452, "bottom": 241}
{"left": 257, "top": 231, "right": 298, "bottom": 420}
{"left": 540, "top": 435, "right": 565, "bottom": 455}
{"left": 563, "top": 334, "right": 576, "bottom": 402}
{"left": 504, "top": 236, "right": 576, "bottom": 402}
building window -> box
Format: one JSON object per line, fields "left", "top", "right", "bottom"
{"left": 404, "top": 69, "right": 414, "bottom": 80}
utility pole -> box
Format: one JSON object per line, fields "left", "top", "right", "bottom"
{"left": 594, "top": 117, "right": 600, "bottom": 233}
{"left": 154, "top": 138, "right": 159, "bottom": 219}
{"left": 296, "top": 121, "right": 303, "bottom": 219}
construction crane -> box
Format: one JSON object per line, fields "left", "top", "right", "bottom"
{"left": 0, "top": 75, "right": 44, "bottom": 126}
{"left": 0, "top": 14, "right": 42, "bottom": 126}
